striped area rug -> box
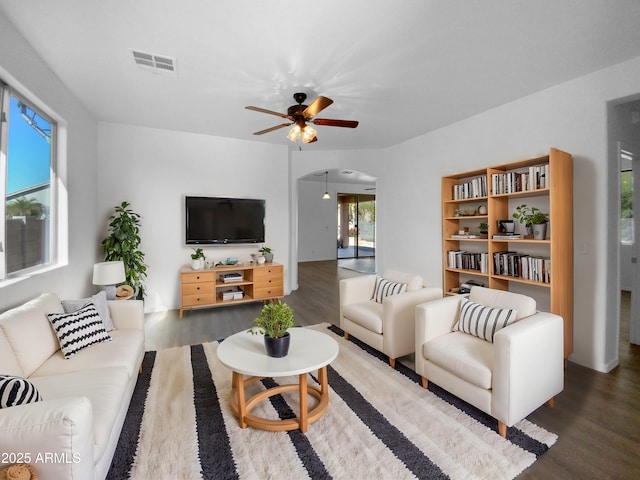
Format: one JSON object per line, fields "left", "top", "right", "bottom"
{"left": 107, "top": 323, "right": 556, "bottom": 480}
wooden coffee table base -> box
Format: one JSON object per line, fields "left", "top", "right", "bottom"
{"left": 229, "top": 366, "right": 329, "bottom": 432}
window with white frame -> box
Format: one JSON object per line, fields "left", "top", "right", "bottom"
{"left": 620, "top": 148, "right": 634, "bottom": 246}
{"left": 0, "top": 81, "right": 57, "bottom": 279}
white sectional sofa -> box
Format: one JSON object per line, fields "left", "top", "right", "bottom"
{"left": 0, "top": 293, "right": 145, "bottom": 479}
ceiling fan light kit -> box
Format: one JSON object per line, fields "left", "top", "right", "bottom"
{"left": 246, "top": 93, "right": 359, "bottom": 145}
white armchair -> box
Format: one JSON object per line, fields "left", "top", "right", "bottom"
{"left": 415, "top": 286, "right": 564, "bottom": 437}
{"left": 340, "top": 270, "right": 443, "bottom": 367}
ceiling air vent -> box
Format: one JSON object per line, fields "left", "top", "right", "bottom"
{"left": 132, "top": 50, "right": 176, "bottom": 74}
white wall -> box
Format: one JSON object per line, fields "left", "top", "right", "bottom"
{"left": 0, "top": 11, "right": 99, "bottom": 311}
{"left": 376, "top": 56, "right": 640, "bottom": 372}
{"left": 96, "top": 122, "right": 290, "bottom": 312}
{"left": 297, "top": 179, "right": 375, "bottom": 262}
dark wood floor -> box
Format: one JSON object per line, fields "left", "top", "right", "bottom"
{"left": 144, "top": 261, "right": 640, "bottom": 479}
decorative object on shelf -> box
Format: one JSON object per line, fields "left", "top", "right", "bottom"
{"left": 497, "top": 219, "right": 516, "bottom": 234}
{"left": 190, "top": 248, "right": 205, "bottom": 270}
{"left": 479, "top": 222, "right": 489, "bottom": 238}
{"left": 477, "top": 205, "right": 488, "bottom": 215}
{"left": 250, "top": 253, "right": 266, "bottom": 264}
{"left": 259, "top": 246, "right": 274, "bottom": 262}
{"left": 92, "top": 260, "right": 125, "bottom": 300}
{"left": 512, "top": 204, "right": 549, "bottom": 240}
{"left": 248, "top": 301, "right": 295, "bottom": 358}
{"left": 100, "top": 201, "right": 148, "bottom": 298}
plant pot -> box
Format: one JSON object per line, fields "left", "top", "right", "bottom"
{"left": 264, "top": 253, "right": 274, "bottom": 262}
{"left": 264, "top": 332, "right": 290, "bottom": 358}
{"left": 532, "top": 223, "right": 547, "bottom": 240}
{"left": 191, "top": 258, "right": 204, "bottom": 270}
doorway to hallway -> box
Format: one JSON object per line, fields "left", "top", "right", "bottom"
{"left": 337, "top": 193, "right": 375, "bottom": 260}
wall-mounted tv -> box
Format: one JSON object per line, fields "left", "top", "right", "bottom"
{"left": 185, "top": 196, "right": 265, "bottom": 245}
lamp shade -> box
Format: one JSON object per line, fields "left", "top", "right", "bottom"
{"left": 92, "top": 261, "right": 125, "bottom": 286}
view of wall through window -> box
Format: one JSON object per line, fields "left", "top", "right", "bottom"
{"left": 0, "top": 83, "right": 56, "bottom": 278}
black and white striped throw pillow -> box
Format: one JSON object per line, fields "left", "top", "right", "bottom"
{"left": 372, "top": 276, "right": 408, "bottom": 303}
{"left": 0, "top": 375, "right": 42, "bottom": 408}
{"left": 453, "top": 297, "right": 518, "bottom": 342}
{"left": 47, "top": 302, "right": 112, "bottom": 359}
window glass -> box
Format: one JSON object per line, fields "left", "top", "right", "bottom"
{"left": 621, "top": 149, "right": 634, "bottom": 246}
{"left": 1, "top": 87, "right": 55, "bottom": 277}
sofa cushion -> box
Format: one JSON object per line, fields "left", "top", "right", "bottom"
{"left": 453, "top": 297, "right": 518, "bottom": 342}
{"left": 343, "top": 301, "right": 384, "bottom": 334}
{"left": 0, "top": 329, "right": 23, "bottom": 377}
{"left": 469, "top": 286, "right": 536, "bottom": 320}
{"left": 61, "top": 291, "right": 115, "bottom": 331}
{"left": 424, "top": 331, "right": 493, "bottom": 389}
{"left": 31, "top": 329, "right": 144, "bottom": 380}
{"left": 372, "top": 276, "right": 407, "bottom": 303}
{"left": 47, "top": 303, "right": 112, "bottom": 359}
{"left": 0, "top": 375, "right": 42, "bottom": 408}
{"left": 30, "top": 367, "right": 129, "bottom": 461}
{"left": 383, "top": 270, "right": 423, "bottom": 291}
{"left": 0, "top": 293, "right": 63, "bottom": 377}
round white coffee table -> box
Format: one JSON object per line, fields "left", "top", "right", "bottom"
{"left": 217, "top": 328, "right": 339, "bottom": 432}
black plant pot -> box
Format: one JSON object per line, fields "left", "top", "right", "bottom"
{"left": 264, "top": 332, "right": 290, "bottom": 358}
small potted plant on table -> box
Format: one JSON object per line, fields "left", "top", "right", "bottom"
{"left": 259, "top": 246, "right": 274, "bottom": 263}
{"left": 248, "top": 302, "right": 295, "bottom": 357}
{"left": 190, "top": 248, "right": 206, "bottom": 270}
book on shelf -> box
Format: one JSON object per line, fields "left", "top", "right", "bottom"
{"left": 491, "top": 164, "right": 549, "bottom": 195}
{"left": 492, "top": 234, "right": 522, "bottom": 240}
{"left": 220, "top": 272, "right": 243, "bottom": 283}
{"left": 492, "top": 251, "right": 550, "bottom": 283}
{"left": 452, "top": 175, "right": 487, "bottom": 200}
{"left": 451, "top": 234, "right": 480, "bottom": 239}
{"left": 447, "top": 250, "right": 489, "bottom": 273}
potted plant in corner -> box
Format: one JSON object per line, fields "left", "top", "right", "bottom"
{"left": 101, "top": 201, "right": 148, "bottom": 299}
{"left": 248, "top": 302, "right": 295, "bottom": 357}
{"left": 513, "top": 204, "right": 549, "bottom": 240}
{"left": 259, "top": 246, "right": 274, "bottom": 263}
{"left": 190, "top": 248, "right": 205, "bottom": 270}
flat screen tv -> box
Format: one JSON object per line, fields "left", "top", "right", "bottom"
{"left": 185, "top": 196, "right": 265, "bottom": 245}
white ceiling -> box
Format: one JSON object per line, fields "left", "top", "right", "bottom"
{"left": 2, "top": 0, "right": 640, "bottom": 152}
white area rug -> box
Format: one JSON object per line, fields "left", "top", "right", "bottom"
{"left": 108, "top": 323, "right": 557, "bottom": 479}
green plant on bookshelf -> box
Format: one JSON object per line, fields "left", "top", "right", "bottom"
{"left": 512, "top": 204, "right": 549, "bottom": 227}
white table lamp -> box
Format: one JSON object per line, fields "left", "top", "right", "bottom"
{"left": 93, "top": 261, "right": 125, "bottom": 300}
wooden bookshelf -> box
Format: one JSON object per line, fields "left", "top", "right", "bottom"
{"left": 442, "top": 148, "right": 573, "bottom": 357}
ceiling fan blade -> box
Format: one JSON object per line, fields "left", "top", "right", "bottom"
{"left": 252, "top": 123, "right": 293, "bottom": 135}
{"left": 303, "top": 96, "right": 333, "bottom": 119}
{"left": 312, "top": 118, "right": 359, "bottom": 128}
{"left": 245, "top": 106, "right": 290, "bottom": 120}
